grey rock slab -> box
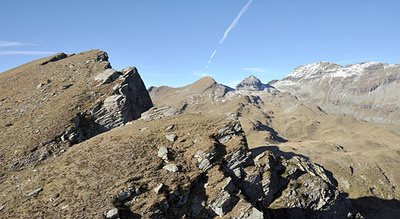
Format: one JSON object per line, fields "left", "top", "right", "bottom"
{"left": 163, "top": 164, "right": 180, "bottom": 172}
{"left": 157, "top": 147, "right": 169, "bottom": 160}
{"left": 209, "top": 191, "right": 233, "bottom": 217}
{"left": 104, "top": 208, "right": 120, "bottom": 219}
{"left": 198, "top": 158, "right": 212, "bottom": 171}
{"left": 165, "top": 134, "right": 177, "bottom": 142}
{"left": 95, "top": 69, "right": 120, "bottom": 84}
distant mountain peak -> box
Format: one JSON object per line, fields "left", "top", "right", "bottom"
{"left": 236, "top": 75, "right": 275, "bottom": 92}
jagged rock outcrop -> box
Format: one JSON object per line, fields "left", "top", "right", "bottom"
{"left": 63, "top": 66, "right": 153, "bottom": 145}
{"left": 273, "top": 61, "right": 400, "bottom": 125}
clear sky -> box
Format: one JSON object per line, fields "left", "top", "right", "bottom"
{"left": 1, "top": 0, "right": 400, "bottom": 88}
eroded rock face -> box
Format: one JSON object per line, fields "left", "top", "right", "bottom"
{"left": 64, "top": 66, "right": 153, "bottom": 145}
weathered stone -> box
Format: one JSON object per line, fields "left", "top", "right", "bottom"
{"left": 117, "top": 189, "right": 132, "bottom": 201}
{"left": 165, "top": 134, "right": 177, "bottom": 142}
{"left": 209, "top": 191, "right": 233, "bottom": 217}
{"left": 247, "top": 207, "right": 264, "bottom": 219}
{"left": 225, "top": 149, "right": 253, "bottom": 174}
{"left": 141, "top": 106, "right": 180, "bottom": 120}
{"left": 222, "top": 177, "right": 236, "bottom": 193}
{"left": 163, "top": 164, "right": 180, "bottom": 172}
{"left": 165, "top": 125, "right": 174, "bottom": 131}
{"left": 198, "top": 158, "right": 212, "bottom": 171}
{"left": 241, "top": 173, "right": 264, "bottom": 204}
{"left": 157, "top": 147, "right": 169, "bottom": 160}
{"left": 195, "top": 149, "right": 219, "bottom": 171}
{"left": 24, "top": 188, "right": 43, "bottom": 197}
{"left": 254, "top": 152, "right": 266, "bottom": 162}
{"left": 154, "top": 183, "right": 164, "bottom": 194}
{"left": 104, "top": 208, "right": 120, "bottom": 219}
{"left": 65, "top": 67, "right": 153, "bottom": 146}
{"left": 94, "top": 69, "right": 120, "bottom": 84}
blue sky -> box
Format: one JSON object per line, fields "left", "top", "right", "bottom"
{"left": 1, "top": 0, "right": 399, "bottom": 88}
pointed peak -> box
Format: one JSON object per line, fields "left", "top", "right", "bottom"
{"left": 236, "top": 75, "right": 264, "bottom": 91}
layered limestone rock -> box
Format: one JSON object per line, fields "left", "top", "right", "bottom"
{"left": 63, "top": 66, "right": 153, "bottom": 145}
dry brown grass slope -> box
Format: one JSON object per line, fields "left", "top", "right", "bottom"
{"left": 0, "top": 113, "right": 247, "bottom": 218}
{"left": 0, "top": 50, "right": 123, "bottom": 171}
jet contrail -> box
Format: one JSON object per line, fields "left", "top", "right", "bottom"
{"left": 206, "top": 49, "right": 218, "bottom": 68}
{"left": 210, "top": 49, "right": 217, "bottom": 59}
{"left": 286, "top": 2, "right": 302, "bottom": 16}
{"left": 219, "top": 0, "right": 253, "bottom": 44}
{"left": 205, "top": 0, "right": 253, "bottom": 68}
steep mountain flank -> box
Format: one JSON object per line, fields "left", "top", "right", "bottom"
{"left": 273, "top": 61, "right": 400, "bottom": 125}
{"left": 0, "top": 50, "right": 152, "bottom": 171}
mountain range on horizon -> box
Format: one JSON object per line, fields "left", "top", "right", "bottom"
{"left": 1, "top": 50, "right": 400, "bottom": 218}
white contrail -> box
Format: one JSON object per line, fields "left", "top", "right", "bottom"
{"left": 205, "top": 0, "right": 253, "bottom": 68}
{"left": 286, "top": 2, "right": 302, "bottom": 16}
{"left": 210, "top": 49, "right": 217, "bottom": 59}
{"left": 219, "top": 0, "right": 253, "bottom": 44}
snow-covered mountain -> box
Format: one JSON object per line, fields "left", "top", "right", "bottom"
{"left": 273, "top": 61, "right": 400, "bottom": 125}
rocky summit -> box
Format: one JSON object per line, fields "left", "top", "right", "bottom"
{"left": 236, "top": 75, "right": 274, "bottom": 92}
{"left": 1, "top": 51, "right": 400, "bottom": 218}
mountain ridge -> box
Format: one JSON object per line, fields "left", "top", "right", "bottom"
{"left": 1, "top": 51, "right": 400, "bottom": 218}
